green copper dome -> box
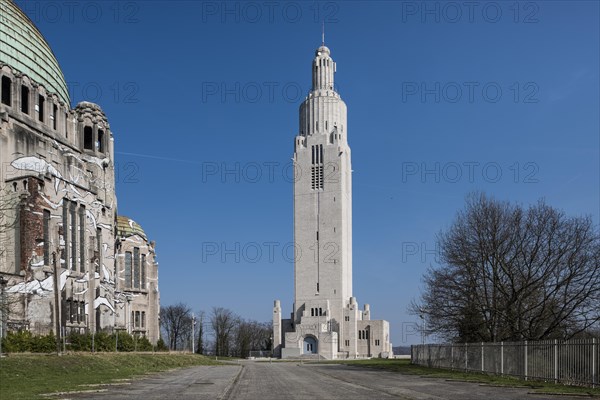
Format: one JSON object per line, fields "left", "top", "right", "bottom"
{"left": 116, "top": 216, "right": 148, "bottom": 241}
{"left": 0, "top": 1, "right": 70, "bottom": 105}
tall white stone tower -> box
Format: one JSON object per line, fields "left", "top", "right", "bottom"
{"left": 274, "top": 43, "right": 392, "bottom": 360}
{"left": 294, "top": 44, "right": 352, "bottom": 328}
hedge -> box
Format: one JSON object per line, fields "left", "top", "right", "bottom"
{"left": 0, "top": 330, "right": 168, "bottom": 353}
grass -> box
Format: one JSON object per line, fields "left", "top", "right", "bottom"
{"left": 319, "top": 358, "right": 600, "bottom": 397}
{"left": 0, "top": 353, "right": 222, "bottom": 400}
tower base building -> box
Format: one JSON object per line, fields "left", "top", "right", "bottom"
{"left": 273, "top": 44, "right": 392, "bottom": 359}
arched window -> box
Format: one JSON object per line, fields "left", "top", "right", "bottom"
{"left": 124, "top": 252, "right": 132, "bottom": 288}
{"left": 97, "top": 129, "right": 104, "bottom": 153}
{"left": 133, "top": 247, "right": 140, "bottom": 289}
{"left": 52, "top": 104, "right": 58, "bottom": 130}
{"left": 38, "top": 95, "right": 45, "bottom": 122}
{"left": 141, "top": 254, "right": 146, "bottom": 289}
{"left": 1, "top": 76, "right": 11, "bottom": 106}
{"left": 21, "top": 85, "right": 29, "bottom": 114}
{"left": 83, "top": 126, "right": 93, "bottom": 150}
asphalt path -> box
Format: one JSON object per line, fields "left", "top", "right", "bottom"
{"left": 68, "top": 360, "right": 588, "bottom": 400}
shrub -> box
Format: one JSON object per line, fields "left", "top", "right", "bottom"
{"left": 1, "top": 331, "right": 57, "bottom": 353}
{"left": 93, "top": 331, "right": 115, "bottom": 352}
{"left": 155, "top": 337, "right": 168, "bottom": 352}
{"left": 116, "top": 331, "right": 134, "bottom": 352}
{"left": 2, "top": 330, "right": 32, "bottom": 352}
{"left": 30, "top": 331, "right": 56, "bottom": 353}
{"left": 66, "top": 331, "right": 91, "bottom": 352}
{"left": 136, "top": 336, "right": 154, "bottom": 352}
{"left": 0, "top": 330, "right": 161, "bottom": 353}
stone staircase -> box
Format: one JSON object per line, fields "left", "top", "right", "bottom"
{"left": 295, "top": 353, "right": 326, "bottom": 361}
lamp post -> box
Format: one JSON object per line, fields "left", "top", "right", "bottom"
{"left": 126, "top": 296, "right": 131, "bottom": 335}
{"left": 191, "top": 313, "right": 196, "bottom": 354}
{"left": 53, "top": 233, "right": 65, "bottom": 356}
{"left": 52, "top": 252, "right": 61, "bottom": 355}
{"left": 419, "top": 311, "right": 426, "bottom": 346}
{"left": 0, "top": 275, "right": 8, "bottom": 357}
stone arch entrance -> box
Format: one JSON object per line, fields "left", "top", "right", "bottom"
{"left": 303, "top": 336, "right": 318, "bottom": 354}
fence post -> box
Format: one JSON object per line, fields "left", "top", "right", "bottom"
{"left": 593, "top": 338, "right": 597, "bottom": 388}
{"left": 428, "top": 344, "right": 431, "bottom": 368}
{"left": 501, "top": 342, "right": 504, "bottom": 376}
{"left": 465, "top": 342, "right": 468, "bottom": 371}
{"left": 481, "top": 342, "right": 484, "bottom": 372}
{"left": 524, "top": 340, "right": 528, "bottom": 381}
{"left": 451, "top": 344, "right": 454, "bottom": 369}
{"left": 554, "top": 339, "right": 558, "bottom": 384}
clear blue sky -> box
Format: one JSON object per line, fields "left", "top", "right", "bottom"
{"left": 22, "top": 1, "right": 599, "bottom": 345}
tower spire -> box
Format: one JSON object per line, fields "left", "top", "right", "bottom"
{"left": 311, "top": 36, "right": 334, "bottom": 93}
{"left": 322, "top": 21, "right": 325, "bottom": 46}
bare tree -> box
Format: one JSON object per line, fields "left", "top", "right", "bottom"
{"left": 210, "top": 307, "right": 238, "bottom": 357}
{"left": 411, "top": 193, "right": 600, "bottom": 342}
{"left": 231, "top": 319, "right": 271, "bottom": 358}
{"left": 233, "top": 319, "right": 249, "bottom": 358}
{"left": 0, "top": 186, "right": 20, "bottom": 330}
{"left": 195, "top": 310, "right": 205, "bottom": 355}
{"left": 160, "top": 303, "right": 192, "bottom": 350}
{"left": 0, "top": 185, "right": 19, "bottom": 264}
{"left": 234, "top": 319, "right": 272, "bottom": 357}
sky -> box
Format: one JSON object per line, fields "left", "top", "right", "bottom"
{"left": 19, "top": 0, "right": 599, "bottom": 346}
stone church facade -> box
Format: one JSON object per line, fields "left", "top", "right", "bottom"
{"left": 0, "top": 1, "right": 159, "bottom": 344}
{"left": 273, "top": 44, "right": 392, "bottom": 359}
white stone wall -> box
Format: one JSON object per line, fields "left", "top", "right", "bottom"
{"left": 357, "top": 319, "right": 391, "bottom": 358}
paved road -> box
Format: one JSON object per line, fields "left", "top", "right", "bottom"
{"left": 69, "top": 360, "right": 587, "bottom": 400}
{"left": 67, "top": 365, "right": 240, "bottom": 400}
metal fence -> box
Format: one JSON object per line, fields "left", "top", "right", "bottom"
{"left": 248, "top": 350, "right": 272, "bottom": 358}
{"left": 412, "top": 339, "right": 599, "bottom": 387}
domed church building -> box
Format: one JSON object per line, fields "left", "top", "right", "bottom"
{"left": 0, "top": 1, "right": 160, "bottom": 344}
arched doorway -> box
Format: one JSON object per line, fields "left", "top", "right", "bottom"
{"left": 303, "top": 336, "right": 318, "bottom": 354}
